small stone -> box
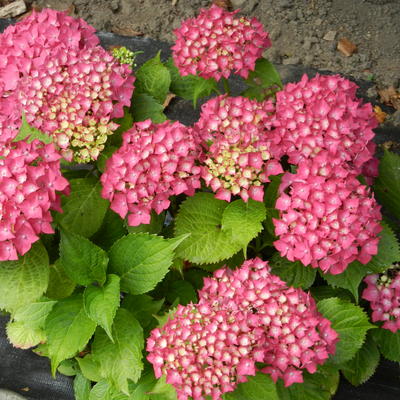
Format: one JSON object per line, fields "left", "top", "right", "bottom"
{"left": 367, "top": 86, "right": 378, "bottom": 99}
{"left": 230, "top": 0, "right": 246, "bottom": 8}
{"left": 337, "top": 38, "right": 357, "bottom": 57}
{"left": 277, "top": 0, "right": 293, "bottom": 9}
{"left": 110, "top": 0, "right": 120, "bottom": 12}
{"left": 283, "top": 56, "right": 300, "bottom": 65}
{"left": 323, "top": 31, "right": 336, "bottom": 41}
{"left": 303, "top": 38, "right": 312, "bottom": 51}
{"left": 315, "top": 18, "right": 323, "bottom": 26}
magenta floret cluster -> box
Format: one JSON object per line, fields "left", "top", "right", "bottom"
{"left": 0, "top": 140, "right": 69, "bottom": 260}
{"left": 273, "top": 153, "right": 382, "bottom": 274}
{"left": 0, "top": 9, "right": 134, "bottom": 162}
{"left": 101, "top": 120, "right": 201, "bottom": 226}
{"left": 194, "top": 95, "right": 283, "bottom": 202}
{"left": 147, "top": 258, "right": 337, "bottom": 399}
{"left": 172, "top": 5, "right": 271, "bottom": 81}
{"left": 362, "top": 265, "right": 400, "bottom": 333}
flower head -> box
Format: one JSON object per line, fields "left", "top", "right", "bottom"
{"left": 362, "top": 264, "right": 400, "bottom": 333}
{"left": 194, "top": 95, "right": 282, "bottom": 202}
{"left": 172, "top": 5, "right": 271, "bottom": 81}
{"left": 0, "top": 140, "right": 69, "bottom": 260}
{"left": 101, "top": 120, "right": 201, "bottom": 226}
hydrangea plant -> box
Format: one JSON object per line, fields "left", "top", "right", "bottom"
{"left": 0, "top": 5, "right": 399, "bottom": 400}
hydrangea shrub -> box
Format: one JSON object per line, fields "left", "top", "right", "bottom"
{"left": 0, "top": 6, "right": 399, "bottom": 400}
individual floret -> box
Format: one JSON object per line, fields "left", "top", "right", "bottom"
{"left": 101, "top": 120, "right": 201, "bottom": 226}
{"left": 172, "top": 5, "right": 271, "bottom": 81}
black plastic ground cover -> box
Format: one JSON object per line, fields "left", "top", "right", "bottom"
{"left": 0, "top": 18, "right": 399, "bottom": 400}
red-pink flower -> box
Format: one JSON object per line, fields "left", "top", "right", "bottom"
{"left": 271, "top": 74, "right": 377, "bottom": 173}
{"left": 0, "top": 140, "right": 69, "bottom": 260}
{"left": 172, "top": 5, "right": 271, "bottom": 81}
{"left": 194, "top": 95, "right": 282, "bottom": 202}
{"left": 101, "top": 120, "right": 201, "bottom": 226}
{"left": 362, "top": 265, "right": 400, "bottom": 333}
{"left": 273, "top": 153, "right": 382, "bottom": 274}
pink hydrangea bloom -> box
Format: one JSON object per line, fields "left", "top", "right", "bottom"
{"left": 172, "top": 5, "right": 271, "bottom": 81}
{"left": 362, "top": 265, "right": 400, "bottom": 333}
{"left": 147, "top": 258, "right": 337, "bottom": 399}
{"left": 101, "top": 120, "right": 201, "bottom": 226}
{"left": 194, "top": 95, "right": 283, "bottom": 202}
{"left": 271, "top": 74, "right": 377, "bottom": 173}
{"left": 273, "top": 153, "right": 382, "bottom": 274}
{"left": 0, "top": 140, "right": 69, "bottom": 260}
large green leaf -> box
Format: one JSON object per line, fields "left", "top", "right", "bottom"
{"left": 174, "top": 193, "right": 265, "bottom": 264}
{"left": 13, "top": 113, "right": 53, "bottom": 144}
{"left": 317, "top": 298, "right": 374, "bottom": 365}
{"left": 89, "top": 380, "right": 113, "bottom": 400}
{"left": 223, "top": 373, "right": 278, "bottom": 400}
{"left": 6, "top": 320, "right": 46, "bottom": 350}
{"left": 149, "top": 376, "right": 178, "bottom": 400}
{"left": 77, "top": 354, "right": 103, "bottom": 383}
{"left": 109, "top": 233, "right": 187, "bottom": 295}
{"left": 0, "top": 241, "right": 49, "bottom": 312}
{"left": 55, "top": 177, "right": 109, "bottom": 238}
{"left": 269, "top": 253, "right": 316, "bottom": 289}
{"left": 122, "top": 294, "right": 164, "bottom": 329}
{"left": 341, "top": 332, "right": 380, "bottom": 386}
{"left": 84, "top": 274, "right": 121, "bottom": 341}
{"left": 371, "top": 328, "right": 400, "bottom": 362}
{"left": 74, "top": 373, "right": 91, "bottom": 400}
{"left": 92, "top": 308, "right": 144, "bottom": 394}
{"left": 131, "top": 93, "right": 166, "bottom": 123}
{"left": 60, "top": 230, "right": 108, "bottom": 286}
{"left": 374, "top": 150, "right": 400, "bottom": 220}
{"left": 46, "top": 259, "right": 76, "bottom": 300}
{"left": 45, "top": 294, "right": 97, "bottom": 375}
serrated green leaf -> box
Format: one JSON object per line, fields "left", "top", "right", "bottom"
{"left": 122, "top": 294, "right": 164, "bottom": 329}
{"left": 45, "top": 294, "right": 97, "bottom": 376}
{"left": 84, "top": 274, "right": 121, "bottom": 341}
{"left": 174, "top": 193, "right": 265, "bottom": 264}
{"left": 136, "top": 52, "right": 171, "bottom": 104}
{"left": 269, "top": 253, "right": 316, "bottom": 289}
{"left": 310, "top": 286, "right": 354, "bottom": 303}
{"left": 89, "top": 380, "right": 113, "bottom": 400}
{"left": 127, "top": 211, "right": 165, "bottom": 235}
{"left": 58, "top": 359, "right": 79, "bottom": 376}
{"left": 149, "top": 376, "right": 178, "bottom": 400}
{"left": 371, "top": 328, "right": 400, "bottom": 362}
{"left": 341, "top": 332, "right": 380, "bottom": 386}
{"left": 6, "top": 320, "right": 46, "bottom": 349}
{"left": 60, "top": 230, "right": 108, "bottom": 286}
{"left": 46, "top": 259, "right": 76, "bottom": 300}
{"left": 223, "top": 373, "right": 278, "bottom": 400}
{"left": 131, "top": 93, "right": 166, "bottom": 123}
{"left": 74, "top": 372, "right": 91, "bottom": 400}
{"left": 317, "top": 297, "right": 374, "bottom": 365}
{"left": 374, "top": 150, "right": 400, "bottom": 220}
{"left": 76, "top": 354, "right": 103, "bottom": 382}
{"left": 55, "top": 177, "right": 109, "bottom": 238}
{"left": 12, "top": 297, "right": 56, "bottom": 326}
{"left": 166, "top": 280, "right": 197, "bottom": 306}
{"left": 322, "top": 262, "right": 366, "bottom": 302}
{"left": 92, "top": 308, "right": 144, "bottom": 394}
{"left": 109, "top": 233, "right": 187, "bottom": 295}
{"left": 0, "top": 241, "right": 49, "bottom": 312}
{"left": 128, "top": 370, "right": 156, "bottom": 400}
{"left": 13, "top": 113, "right": 53, "bottom": 144}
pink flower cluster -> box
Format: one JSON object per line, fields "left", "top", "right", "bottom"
{"left": 147, "top": 258, "right": 337, "bottom": 399}
{"left": 271, "top": 74, "right": 377, "bottom": 173}
{"left": 362, "top": 265, "right": 400, "bottom": 333}
{"left": 101, "top": 120, "right": 201, "bottom": 226}
{"left": 172, "top": 5, "right": 271, "bottom": 81}
{"left": 0, "top": 140, "right": 69, "bottom": 260}
{"left": 0, "top": 9, "right": 134, "bottom": 162}
{"left": 273, "top": 153, "right": 382, "bottom": 274}
{"left": 194, "top": 95, "right": 283, "bottom": 202}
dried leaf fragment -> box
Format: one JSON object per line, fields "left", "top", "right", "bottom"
{"left": 212, "top": 0, "right": 232, "bottom": 10}
{"left": 163, "top": 93, "right": 176, "bottom": 109}
{"left": 373, "top": 105, "right": 387, "bottom": 124}
{"left": 112, "top": 25, "right": 144, "bottom": 37}
{"left": 337, "top": 38, "right": 357, "bottom": 57}
{"left": 378, "top": 86, "right": 400, "bottom": 110}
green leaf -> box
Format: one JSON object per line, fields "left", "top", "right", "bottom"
{"left": 371, "top": 328, "right": 400, "bottom": 362}
{"left": 174, "top": 193, "right": 265, "bottom": 264}
{"left": 131, "top": 93, "right": 166, "bottom": 123}
{"left": 46, "top": 259, "right": 76, "bottom": 300}
{"left": 242, "top": 58, "right": 283, "bottom": 101}
{"left": 310, "top": 286, "right": 354, "bottom": 303}
{"left": 55, "top": 177, "right": 109, "bottom": 238}
{"left": 223, "top": 373, "right": 278, "bottom": 400}
{"left": 74, "top": 373, "right": 91, "bottom": 400}
{"left": 60, "top": 230, "right": 108, "bottom": 286}
{"left": 276, "top": 364, "right": 339, "bottom": 400}
{"left": 89, "top": 380, "right": 113, "bottom": 400}
{"left": 0, "top": 241, "right": 49, "bottom": 312}
{"left": 58, "top": 359, "right": 79, "bottom": 376}
{"left": 374, "top": 150, "right": 400, "bottom": 220}
{"left": 149, "top": 376, "right": 178, "bottom": 400}
{"left": 12, "top": 297, "right": 56, "bottom": 326}
{"left": 109, "top": 233, "right": 188, "bottom": 295}
{"left": 166, "top": 280, "right": 197, "bottom": 306}
{"left": 341, "top": 332, "right": 380, "bottom": 386}
{"left": 92, "top": 308, "right": 144, "bottom": 394}
{"left": 13, "top": 113, "right": 53, "bottom": 144}
{"left": 317, "top": 297, "right": 374, "bottom": 365}
{"left": 127, "top": 211, "right": 165, "bottom": 235}
{"left": 269, "top": 253, "right": 316, "bottom": 289}
{"left": 136, "top": 52, "right": 171, "bottom": 104}
{"left": 84, "top": 274, "right": 121, "bottom": 341}
{"left": 97, "top": 145, "right": 119, "bottom": 173}
{"left": 76, "top": 354, "right": 103, "bottom": 382}
{"left": 122, "top": 294, "right": 164, "bottom": 329}
{"left": 45, "top": 294, "right": 97, "bottom": 375}
{"left": 6, "top": 320, "right": 46, "bottom": 350}
{"left": 128, "top": 371, "right": 157, "bottom": 400}
{"left": 321, "top": 261, "right": 366, "bottom": 302}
